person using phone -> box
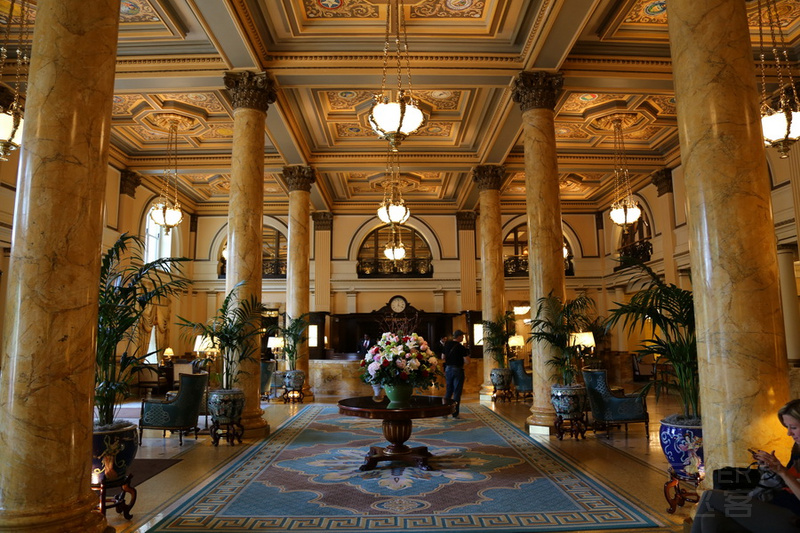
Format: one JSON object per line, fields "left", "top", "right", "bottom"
{"left": 692, "top": 399, "right": 800, "bottom": 532}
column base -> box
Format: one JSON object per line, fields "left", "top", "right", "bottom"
{"left": 527, "top": 405, "right": 555, "bottom": 429}
{"left": 0, "top": 495, "right": 109, "bottom": 532}
{"left": 528, "top": 423, "right": 552, "bottom": 437}
{"left": 241, "top": 411, "right": 269, "bottom": 436}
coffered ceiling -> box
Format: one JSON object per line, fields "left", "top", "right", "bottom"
{"left": 27, "top": 0, "right": 800, "bottom": 215}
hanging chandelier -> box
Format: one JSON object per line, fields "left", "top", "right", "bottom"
{"left": 368, "top": 0, "right": 426, "bottom": 151}
{"left": 0, "top": 0, "right": 31, "bottom": 161}
{"left": 383, "top": 224, "right": 406, "bottom": 261}
{"left": 376, "top": 145, "right": 411, "bottom": 225}
{"left": 149, "top": 114, "right": 194, "bottom": 235}
{"left": 757, "top": 0, "right": 800, "bottom": 158}
{"left": 607, "top": 115, "right": 641, "bottom": 230}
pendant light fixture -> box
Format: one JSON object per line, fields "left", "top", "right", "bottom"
{"left": 149, "top": 114, "right": 194, "bottom": 235}
{"left": 368, "top": 0, "right": 426, "bottom": 151}
{"left": 757, "top": 0, "right": 800, "bottom": 158}
{"left": 376, "top": 145, "right": 410, "bottom": 225}
{"left": 383, "top": 224, "right": 406, "bottom": 261}
{"left": 607, "top": 115, "right": 641, "bottom": 231}
{"left": 0, "top": 0, "right": 31, "bottom": 161}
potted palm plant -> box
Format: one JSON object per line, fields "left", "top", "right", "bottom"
{"left": 177, "top": 282, "right": 264, "bottom": 443}
{"left": 528, "top": 292, "right": 595, "bottom": 422}
{"left": 94, "top": 233, "right": 189, "bottom": 483}
{"left": 605, "top": 260, "right": 701, "bottom": 480}
{"left": 267, "top": 313, "right": 309, "bottom": 401}
{"left": 483, "top": 311, "right": 515, "bottom": 397}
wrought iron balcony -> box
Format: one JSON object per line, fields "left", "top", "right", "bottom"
{"left": 357, "top": 258, "right": 433, "bottom": 278}
{"left": 219, "top": 258, "right": 287, "bottom": 279}
{"left": 614, "top": 239, "right": 653, "bottom": 271}
{"left": 503, "top": 255, "right": 574, "bottom": 277}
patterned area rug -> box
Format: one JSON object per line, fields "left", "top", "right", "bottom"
{"left": 145, "top": 405, "right": 660, "bottom": 532}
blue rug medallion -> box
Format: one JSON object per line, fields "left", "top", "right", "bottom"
{"left": 146, "top": 405, "right": 660, "bottom": 532}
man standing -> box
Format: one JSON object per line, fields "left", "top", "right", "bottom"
{"left": 443, "top": 330, "right": 470, "bottom": 418}
{"left": 357, "top": 334, "right": 373, "bottom": 356}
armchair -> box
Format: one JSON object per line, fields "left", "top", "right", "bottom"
{"left": 509, "top": 358, "right": 533, "bottom": 401}
{"left": 139, "top": 372, "right": 208, "bottom": 445}
{"left": 582, "top": 369, "right": 649, "bottom": 438}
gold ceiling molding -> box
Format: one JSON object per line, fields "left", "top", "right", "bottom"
{"left": 516, "top": 0, "right": 554, "bottom": 65}
{"left": 261, "top": 53, "right": 525, "bottom": 65}
{"left": 227, "top": 0, "right": 270, "bottom": 69}
{"left": 561, "top": 56, "right": 673, "bottom": 74}
{"left": 115, "top": 56, "right": 227, "bottom": 74}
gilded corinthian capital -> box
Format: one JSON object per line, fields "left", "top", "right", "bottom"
{"left": 223, "top": 71, "right": 277, "bottom": 112}
{"left": 283, "top": 165, "right": 316, "bottom": 192}
{"left": 511, "top": 71, "right": 563, "bottom": 112}
{"left": 472, "top": 164, "right": 505, "bottom": 191}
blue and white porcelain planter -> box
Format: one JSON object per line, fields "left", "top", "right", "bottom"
{"left": 550, "top": 384, "right": 587, "bottom": 419}
{"left": 91, "top": 423, "right": 139, "bottom": 484}
{"left": 660, "top": 418, "right": 704, "bottom": 481}
{"left": 207, "top": 388, "right": 245, "bottom": 424}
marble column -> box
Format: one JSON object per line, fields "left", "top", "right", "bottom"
{"left": 512, "top": 71, "right": 566, "bottom": 431}
{"left": 651, "top": 168, "right": 678, "bottom": 285}
{"left": 284, "top": 165, "right": 316, "bottom": 400}
{"left": 312, "top": 212, "right": 333, "bottom": 313}
{"left": 456, "top": 212, "right": 478, "bottom": 311}
{"left": 668, "top": 0, "right": 790, "bottom": 474}
{"left": 0, "top": 1, "right": 120, "bottom": 531}
{"left": 473, "top": 165, "right": 506, "bottom": 397}
{"left": 223, "top": 71, "right": 276, "bottom": 435}
{"left": 777, "top": 245, "right": 800, "bottom": 366}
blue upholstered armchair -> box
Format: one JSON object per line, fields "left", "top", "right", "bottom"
{"left": 139, "top": 372, "right": 208, "bottom": 445}
{"left": 509, "top": 358, "right": 533, "bottom": 401}
{"left": 582, "top": 369, "right": 649, "bottom": 438}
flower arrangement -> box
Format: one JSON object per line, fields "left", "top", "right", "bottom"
{"left": 360, "top": 332, "right": 442, "bottom": 389}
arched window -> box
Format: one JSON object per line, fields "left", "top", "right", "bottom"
{"left": 503, "top": 223, "right": 574, "bottom": 277}
{"left": 218, "top": 226, "right": 288, "bottom": 279}
{"left": 357, "top": 225, "right": 433, "bottom": 278}
{"left": 144, "top": 209, "right": 173, "bottom": 263}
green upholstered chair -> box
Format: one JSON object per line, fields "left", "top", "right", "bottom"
{"left": 139, "top": 372, "right": 208, "bottom": 445}
{"left": 582, "top": 369, "right": 649, "bottom": 438}
{"left": 508, "top": 358, "right": 533, "bottom": 401}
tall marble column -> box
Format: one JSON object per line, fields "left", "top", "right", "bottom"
{"left": 284, "top": 165, "right": 316, "bottom": 400}
{"left": 312, "top": 212, "right": 333, "bottom": 313}
{"left": 512, "top": 71, "right": 566, "bottom": 430}
{"left": 777, "top": 245, "right": 800, "bottom": 366}
{"left": 223, "top": 71, "right": 276, "bottom": 435}
{"left": 0, "top": 1, "right": 120, "bottom": 531}
{"left": 651, "top": 168, "right": 678, "bottom": 285}
{"left": 457, "top": 212, "right": 478, "bottom": 311}
{"left": 473, "top": 165, "right": 506, "bottom": 397}
{"left": 668, "top": 0, "right": 789, "bottom": 474}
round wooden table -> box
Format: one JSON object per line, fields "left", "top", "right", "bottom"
{"left": 338, "top": 395, "right": 455, "bottom": 471}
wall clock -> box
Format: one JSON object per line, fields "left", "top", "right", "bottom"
{"left": 389, "top": 295, "right": 407, "bottom": 313}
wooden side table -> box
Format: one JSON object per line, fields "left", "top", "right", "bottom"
{"left": 210, "top": 418, "right": 244, "bottom": 446}
{"left": 554, "top": 411, "right": 586, "bottom": 440}
{"left": 91, "top": 473, "right": 136, "bottom": 520}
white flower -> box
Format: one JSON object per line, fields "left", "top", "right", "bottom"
{"left": 368, "top": 361, "right": 380, "bottom": 376}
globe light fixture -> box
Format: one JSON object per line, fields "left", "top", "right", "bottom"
{"left": 0, "top": 0, "right": 31, "bottom": 161}
{"left": 383, "top": 225, "right": 406, "bottom": 261}
{"left": 757, "top": 0, "right": 800, "bottom": 158}
{"left": 606, "top": 115, "right": 641, "bottom": 231}
{"left": 149, "top": 114, "right": 194, "bottom": 235}
{"left": 376, "top": 145, "right": 411, "bottom": 225}
{"left": 368, "top": 0, "right": 426, "bottom": 151}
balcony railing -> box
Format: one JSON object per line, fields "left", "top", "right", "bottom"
{"left": 219, "top": 258, "right": 287, "bottom": 279}
{"left": 357, "top": 257, "right": 433, "bottom": 278}
{"left": 614, "top": 239, "right": 653, "bottom": 271}
{"left": 503, "top": 255, "right": 574, "bottom": 277}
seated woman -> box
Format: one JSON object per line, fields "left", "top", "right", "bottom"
{"left": 692, "top": 399, "right": 800, "bottom": 533}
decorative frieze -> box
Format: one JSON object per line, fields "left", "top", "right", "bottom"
{"left": 223, "top": 71, "right": 277, "bottom": 112}
{"left": 651, "top": 168, "right": 674, "bottom": 197}
{"left": 472, "top": 164, "right": 505, "bottom": 191}
{"left": 511, "top": 71, "right": 563, "bottom": 112}
{"left": 283, "top": 165, "right": 316, "bottom": 192}
{"left": 119, "top": 169, "right": 141, "bottom": 198}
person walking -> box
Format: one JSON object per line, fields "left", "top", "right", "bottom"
{"left": 443, "top": 330, "right": 470, "bottom": 418}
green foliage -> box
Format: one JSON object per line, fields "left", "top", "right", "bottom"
{"left": 177, "top": 282, "right": 265, "bottom": 390}
{"left": 604, "top": 260, "right": 699, "bottom": 421}
{"left": 482, "top": 311, "right": 515, "bottom": 368}
{"left": 267, "top": 312, "right": 310, "bottom": 371}
{"left": 528, "top": 292, "right": 595, "bottom": 387}
{"left": 96, "top": 233, "right": 190, "bottom": 427}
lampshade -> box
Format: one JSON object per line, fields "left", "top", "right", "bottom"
{"left": 267, "top": 336, "right": 284, "bottom": 349}
{"left": 163, "top": 347, "right": 174, "bottom": 358}
{"left": 193, "top": 335, "right": 215, "bottom": 352}
{"left": 569, "top": 331, "right": 596, "bottom": 349}
{"left": 508, "top": 335, "right": 525, "bottom": 348}
{"left": 369, "top": 96, "right": 426, "bottom": 148}
{"left": 609, "top": 201, "right": 642, "bottom": 226}
{"left": 384, "top": 240, "right": 406, "bottom": 260}
{"left": 513, "top": 305, "right": 531, "bottom": 315}
{"left": 377, "top": 199, "right": 410, "bottom": 225}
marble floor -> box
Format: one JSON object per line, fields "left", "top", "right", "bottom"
{"left": 107, "top": 387, "right": 692, "bottom": 533}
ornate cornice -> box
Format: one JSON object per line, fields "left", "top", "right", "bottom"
{"left": 472, "top": 164, "right": 505, "bottom": 191}
{"left": 651, "top": 167, "right": 673, "bottom": 196}
{"left": 120, "top": 169, "right": 142, "bottom": 198}
{"left": 456, "top": 211, "right": 477, "bottom": 230}
{"left": 512, "top": 71, "right": 563, "bottom": 112}
{"left": 312, "top": 211, "right": 333, "bottom": 231}
{"left": 283, "top": 165, "right": 316, "bottom": 192}
{"left": 223, "top": 71, "right": 277, "bottom": 112}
